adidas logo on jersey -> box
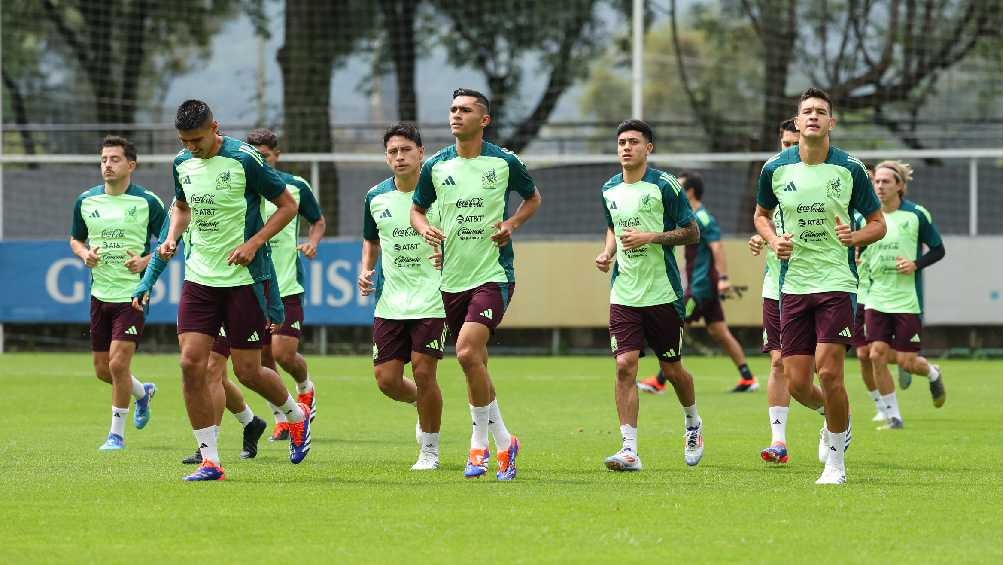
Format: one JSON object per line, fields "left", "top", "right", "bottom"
{"left": 291, "top": 321, "right": 301, "bottom": 330}
{"left": 838, "top": 327, "right": 852, "bottom": 338}
{"left": 124, "top": 326, "right": 138, "bottom": 336}
{"left": 89, "top": 210, "right": 100, "bottom": 218}
{"left": 783, "top": 181, "right": 797, "bottom": 192}
{"left": 379, "top": 209, "right": 392, "bottom": 219}
{"left": 609, "top": 200, "right": 617, "bottom": 210}
{"left": 480, "top": 308, "right": 493, "bottom": 320}
{"left": 248, "top": 331, "right": 260, "bottom": 342}
{"left": 442, "top": 176, "right": 457, "bottom": 187}
{"left": 910, "top": 334, "right": 921, "bottom": 343}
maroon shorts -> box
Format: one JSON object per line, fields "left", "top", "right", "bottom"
{"left": 177, "top": 280, "right": 266, "bottom": 350}
{"left": 210, "top": 324, "right": 273, "bottom": 359}
{"left": 864, "top": 309, "right": 922, "bottom": 352}
{"left": 761, "top": 298, "right": 781, "bottom": 353}
{"left": 851, "top": 303, "right": 869, "bottom": 349}
{"left": 372, "top": 317, "right": 447, "bottom": 365}
{"left": 779, "top": 291, "right": 854, "bottom": 357}
{"left": 275, "top": 294, "right": 305, "bottom": 339}
{"left": 90, "top": 297, "right": 144, "bottom": 352}
{"left": 684, "top": 294, "right": 725, "bottom": 324}
{"left": 609, "top": 302, "right": 684, "bottom": 362}
{"left": 441, "top": 282, "right": 514, "bottom": 337}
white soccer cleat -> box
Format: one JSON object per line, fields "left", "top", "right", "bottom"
{"left": 411, "top": 448, "right": 440, "bottom": 471}
{"left": 815, "top": 465, "right": 847, "bottom": 485}
{"left": 818, "top": 424, "right": 830, "bottom": 464}
{"left": 871, "top": 411, "right": 887, "bottom": 422}
{"left": 604, "top": 449, "right": 642, "bottom": 471}
{"left": 684, "top": 423, "right": 704, "bottom": 466}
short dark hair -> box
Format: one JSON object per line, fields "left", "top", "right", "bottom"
{"left": 798, "top": 87, "right": 833, "bottom": 115}
{"left": 864, "top": 161, "right": 875, "bottom": 173}
{"left": 175, "top": 99, "right": 213, "bottom": 130}
{"left": 452, "top": 88, "right": 490, "bottom": 115}
{"left": 100, "top": 135, "right": 137, "bottom": 162}
{"left": 616, "top": 119, "right": 655, "bottom": 146}
{"left": 678, "top": 171, "right": 704, "bottom": 200}
{"left": 779, "top": 118, "right": 798, "bottom": 134}
{"left": 383, "top": 123, "right": 423, "bottom": 148}
{"left": 246, "top": 128, "right": 279, "bottom": 149}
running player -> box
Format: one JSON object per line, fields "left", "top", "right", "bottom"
{"left": 70, "top": 135, "right": 164, "bottom": 451}
{"left": 360, "top": 123, "right": 446, "bottom": 471}
{"left": 595, "top": 119, "right": 705, "bottom": 471}
{"left": 754, "top": 88, "right": 886, "bottom": 485}
{"left": 411, "top": 88, "right": 542, "bottom": 480}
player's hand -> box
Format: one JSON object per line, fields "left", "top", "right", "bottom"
{"left": 267, "top": 322, "right": 281, "bottom": 335}
{"left": 835, "top": 216, "right": 854, "bottom": 247}
{"left": 227, "top": 240, "right": 261, "bottom": 266}
{"left": 420, "top": 225, "right": 446, "bottom": 248}
{"left": 895, "top": 256, "right": 918, "bottom": 274}
{"left": 619, "top": 228, "right": 651, "bottom": 251}
{"left": 770, "top": 234, "right": 793, "bottom": 260}
{"left": 81, "top": 246, "right": 101, "bottom": 268}
{"left": 748, "top": 234, "right": 765, "bottom": 256}
{"left": 490, "top": 221, "right": 514, "bottom": 247}
{"left": 130, "top": 293, "right": 149, "bottom": 313}
{"left": 157, "top": 240, "right": 177, "bottom": 261}
{"left": 124, "top": 250, "right": 149, "bottom": 273}
{"left": 429, "top": 244, "right": 443, "bottom": 270}
{"left": 595, "top": 251, "right": 614, "bottom": 273}
{"left": 358, "top": 269, "right": 375, "bottom": 295}
{"left": 717, "top": 278, "right": 732, "bottom": 296}
{"left": 297, "top": 241, "right": 318, "bottom": 260}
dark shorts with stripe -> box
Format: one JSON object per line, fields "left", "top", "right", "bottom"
{"left": 684, "top": 294, "right": 725, "bottom": 324}
{"left": 178, "top": 280, "right": 266, "bottom": 350}
{"left": 372, "top": 317, "right": 447, "bottom": 365}
{"left": 275, "top": 294, "right": 304, "bottom": 339}
{"left": 851, "top": 303, "right": 869, "bottom": 349}
{"left": 441, "top": 282, "right": 514, "bottom": 338}
{"left": 864, "top": 309, "right": 922, "bottom": 352}
{"left": 780, "top": 291, "right": 854, "bottom": 358}
{"left": 761, "top": 298, "right": 781, "bottom": 353}
{"left": 609, "top": 302, "right": 684, "bottom": 362}
{"left": 90, "top": 297, "right": 144, "bottom": 352}
{"left": 209, "top": 325, "right": 273, "bottom": 359}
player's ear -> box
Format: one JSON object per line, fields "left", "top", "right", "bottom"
{"left": 481, "top": 113, "right": 491, "bottom": 128}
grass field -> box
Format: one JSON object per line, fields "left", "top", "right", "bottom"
{"left": 1, "top": 353, "right": 1000, "bottom": 563}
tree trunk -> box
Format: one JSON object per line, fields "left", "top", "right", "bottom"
{"left": 1, "top": 70, "right": 38, "bottom": 165}
{"left": 379, "top": 0, "right": 418, "bottom": 122}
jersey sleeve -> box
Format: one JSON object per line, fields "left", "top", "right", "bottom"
{"left": 241, "top": 149, "right": 285, "bottom": 200}
{"left": 362, "top": 194, "right": 379, "bottom": 241}
{"left": 663, "top": 177, "right": 695, "bottom": 229}
{"left": 849, "top": 161, "right": 880, "bottom": 216}
{"left": 914, "top": 205, "right": 943, "bottom": 248}
{"left": 295, "top": 179, "right": 323, "bottom": 224}
{"left": 413, "top": 159, "right": 438, "bottom": 209}
{"left": 503, "top": 150, "right": 536, "bottom": 199}
{"left": 145, "top": 192, "right": 168, "bottom": 246}
{"left": 602, "top": 193, "right": 614, "bottom": 229}
{"left": 697, "top": 210, "right": 721, "bottom": 242}
{"left": 756, "top": 164, "right": 778, "bottom": 209}
{"left": 173, "top": 156, "right": 187, "bottom": 203}
{"left": 70, "top": 194, "right": 88, "bottom": 241}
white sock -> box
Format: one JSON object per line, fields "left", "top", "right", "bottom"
{"left": 815, "top": 405, "right": 826, "bottom": 416}
{"left": 194, "top": 425, "right": 220, "bottom": 464}
{"left": 110, "top": 406, "right": 128, "bottom": 437}
{"left": 927, "top": 365, "right": 941, "bottom": 382}
{"left": 278, "top": 395, "right": 304, "bottom": 423}
{"left": 419, "top": 432, "right": 440, "bottom": 453}
{"left": 683, "top": 403, "right": 701, "bottom": 429}
{"left": 233, "top": 405, "right": 254, "bottom": 427}
{"left": 469, "top": 404, "right": 490, "bottom": 450}
{"left": 826, "top": 428, "right": 847, "bottom": 470}
{"left": 130, "top": 376, "right": 145, "bottom": 400}
{"left": 868, "top": 389, "right": 887, "bottom": 416}
{"left": 881, "top": 392, "right": 902, "bottom": 420}
{"left": 768, "top": 406, "right": 788, "bottom": 444}
{"left": 487, "top": 399, "right": 513, "bottom": 451}
{"left": 269, "top": 402, "right": 287, "bottom": 423}
{"left": 296, "top": 378, "right": 313, "bottom": 395}
{"left": 619, "top": 424, "right": 638, "bottom": 453}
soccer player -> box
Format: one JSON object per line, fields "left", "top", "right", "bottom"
{"left": 595, "top": 119, "right": 705, "bottom": 471}
{"left": 863, "top": 160, "right": 946, "bottom": 429}
{"left": 754, "top": 88, "right": 886, "bottom": 485}
{"left": 70, "top": 135, "right": 164, "bottom": 451}
{"left": 155, "top": 100, "right": 311, "bottom": 481}
{"left": 410, "top": 88, "right": 542, "bottom": 480}
{"left": 359, "top": 123, "right": 446, "bottom": 471}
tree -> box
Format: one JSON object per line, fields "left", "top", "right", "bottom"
{"left": 377, "top": 0, "right": 420, "bottom": 122}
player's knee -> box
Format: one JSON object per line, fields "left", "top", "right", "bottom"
{"left": 107, "top": 356, "right": 130, "bottom": 377}
{"left": 817, "top": 367, "right": 842, "bottom": 389}
{"left": 374, "top": 372, "right": 400, "bottom": 396}
{"left": 868, "top": 344, "right": 887, "bottom": 362}
{"left": 231, "top": 362, "right": 258, "bottom": 386}
{"left": 614, "top": 358, "right": 637, "bottom": 381}
{"left": 275, "top": 349, "right": 297, "bottom": 370}
{"left": 455, "top": 344, "right": 484, "bottom": 371}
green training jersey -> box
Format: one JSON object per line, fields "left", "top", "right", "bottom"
{"left": 364, "top": 178, "right": 445, "bottom": 319}
{"left": 684, "top": 205, "right": 721, "bottom": 301}
{"left": 852, "top": 210, "right": 870, "bottom": 305}
{"left": 862, "top": 200, "right": 942, "bottom": 314}
{"left": 173, "top": 136, "right": 286, "bottom": 288}
{"left": 412, "top": 141, "right": 537, "bottom": 292}
{"left": 260, "top": 170, "right": 322, "bottom": 297}
{"left": 761, "top": 208, "right": 783, "bottom": 301}
{"left": 602, "top": 167, "right": 693, "bottom": 309}
{"left": 756, "top": 146, "right": 880, "bottom": 295}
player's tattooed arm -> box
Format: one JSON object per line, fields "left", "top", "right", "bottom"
{"left": 649, "top": 220, "right": 699, "bottom": 246}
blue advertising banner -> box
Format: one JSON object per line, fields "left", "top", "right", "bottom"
{"left": 0, "top": 240, "right": 375, "bottom": 324}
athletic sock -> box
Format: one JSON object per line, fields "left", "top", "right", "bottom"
{"left": 619, "top": 424, "right": 638, "bottom": 453}
{"left": 827, "top": 428, "right": 848, "bottom": 470}
{"left": 296, "top": 378, "right": 314, "bottom": 395}
{"left": 278, "top": 395, "right": 304, "bottom": 423}
{"left": 487, "top": 399, "right": 512, "bottom": 451}
{"left": 269, "top": 402, "right": 287, "bottom": 423}
{"left": 683, "top": 403, "right": 702, "bottom": 429}
{"left": 868, "top": 389, "right": 886, "bottom": 416}
{"left": 738, "top": 363, "right": 754, "bottom": 380}
{"left": 927, "top": 365, "right": 941, "bottom": 382}
{"left": 194, "top": 425, "right": 220, "bottom": 464}
{"left": 768, "top": 406, "right": 788, "bottom": 444}
{"left": 130, "top": 376, "right": 146, "bottom": 400}
{"left": 233, "top": 405, "right": 254, "bottom": 427}
{"left": 110, "top": 406, "right": 128, "bottom": 437}
{"left": 469, "top": 404, "right": 490, "bottom": 450}
{"left": 419, "top": 432, "right": 440, "bottom": 453}
{"left": 881, "top": 392, "right": 902, "bottom": 420}
{"left": 655, "top": 370, "right": 667, "bottom": 385}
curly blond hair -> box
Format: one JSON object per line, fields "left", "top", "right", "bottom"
{"left": 875, "top": 160, "right": 914, "bottom": 196}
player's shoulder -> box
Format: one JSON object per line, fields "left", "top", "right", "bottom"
{"left": 762, "top": 146, "right": 800, "bottom": 173}
{"left": 365, "top": 177, "right": 397, "bottom": 202}
{"left": 223, "top": 137, "right": 268, "bottom": 168}
{"left": 125, "top": 184, "right": 165, "bottom": 207}
{"left": 695, "top": 206, "right": 715, "bottom": 226}
{"left": 602, "top": 172, "right": 624, "bottom": 192}
{"left": 646, "top": 167, "right": 683, "bottom": 195}
{"left": 76, "top": 185, "right": 105, "bottom": 201}
{"left": 276, "top": 169, "right": 310, "bottom": 190}
{"left": 482, "top": 141, "right": 526, "bottom": 167}
{"left": 173, "top": 149, "right": 194, "bottom": 166}
{"left": 424, "top": 145, "right": 457, "bottom": 167}
{"left": 901, "top": 199, "right": 933, "bottom": 222}
{"left": 827, "top": 146, "right": 868, "bottom": 174}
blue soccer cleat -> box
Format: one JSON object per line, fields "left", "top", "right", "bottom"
{"left": 760, "top": 442, "right": 789, "bottom": 464}
{"left": 98, "top": 433, "right": 125, "bottom": 451}
{"left": 134, "top": 383, "right": 157, "bottom": 430}
{"left": 464, "top": 448, "right": 490, "bottom": 478}
{"left": 183, "top": 460, "right": 225, "bottom": 481}
{"left": 288, "top": 402, "right": 312, "bottom": 464}
{"left": 496, "top": 436, "right": 521, "bottom": 481}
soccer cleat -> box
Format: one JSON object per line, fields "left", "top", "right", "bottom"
{"left": 604, "top": 448, "right": 642, "bottom": 471}
{"left": 269, "top": 422, "right": 290, "bottom": 442}
{"left": 240, "top": 416, "right": 268, "bottom": 459}
{"left": 871, "top": 411, "right": 888, "bottom": 422}
{"left": 298, "top": 388, "right": 316, "bottom": 422}
{"left": 760, "top": 442, "right": 789, "bottom": 464}
{"left": 463, "top": 448, "right": 490, "bottom": 478}
{"left": 637, "top": 376, "right": 666, "bottom": 395}
{"left": 929, "top": 368, "right": 945, "bottom": 408}
{"left": 288, "top": 403, "right": 312, "bottom": 464}
{"left": 817, "top": 421, "right": 853, "bottom": 463}
{"left": 98, "top": 433, "right": 125, "bottom": 451}
{"left": 684, "top": 424, "right": 704, "bottom": 466}
{"left": 730, "top": 378, "right": 759, "bottom": 393}
{"left": 411, "top": 447, "right": 440, "bottom": 471}
{"left": 183, "top": 460, "right": 225, "bottom": 482}
{"left": 496, "top": 436, "right": 521, "bottom": 481}
{"left": 815, "top": 465, "right": 847, "bottom": 485}
{"left": 133, "top": 383, "right": 157, "bottom": 429}
{"left": 182, "top": 447, "right": 203, "bottom": 465}
{"left": 898, "top": 365, "right": 912, "bottom": 389}
{"left": 877, "top": 416, "right": 904, "bottom": 430}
